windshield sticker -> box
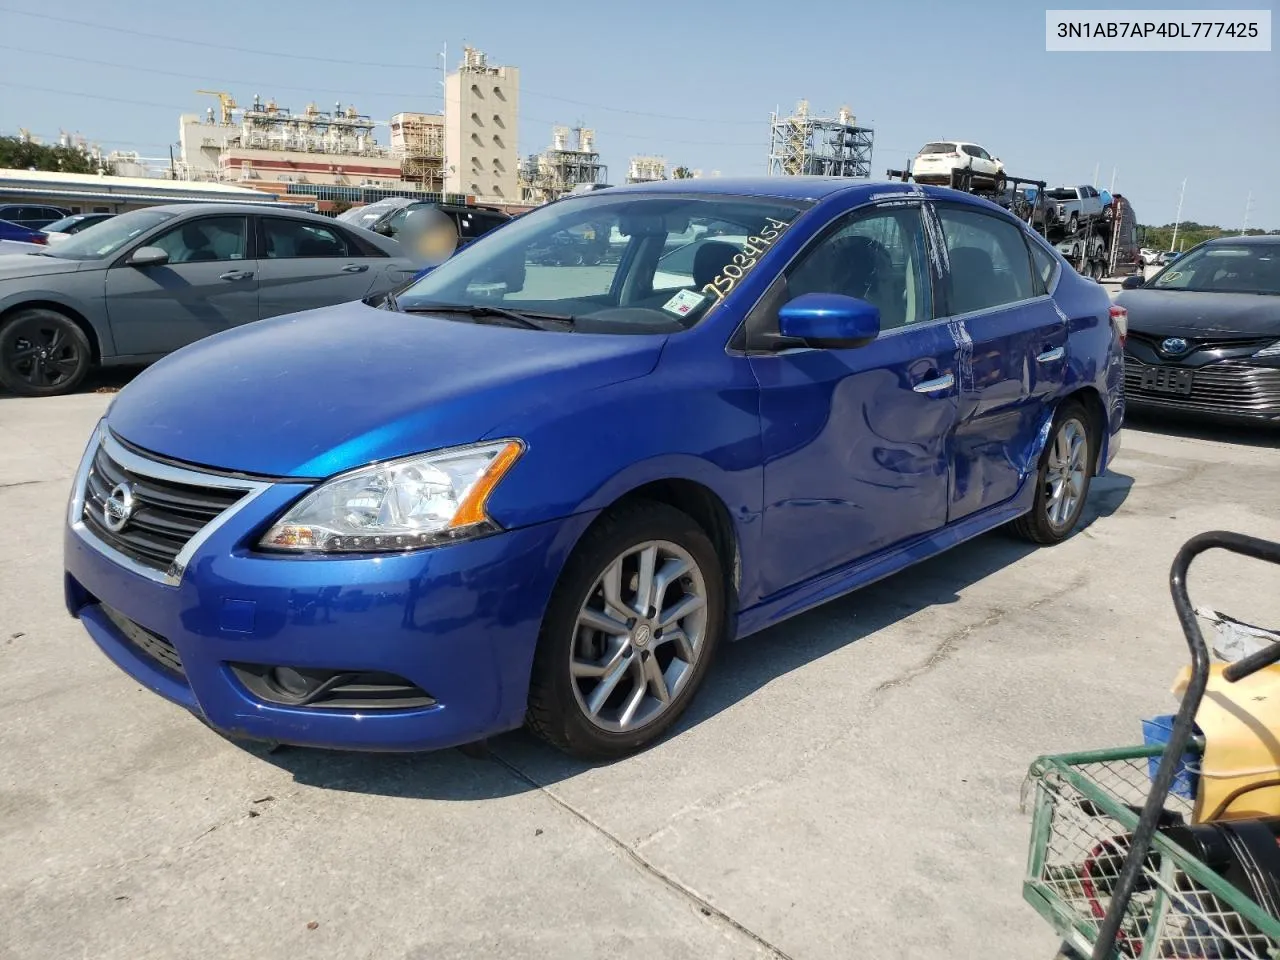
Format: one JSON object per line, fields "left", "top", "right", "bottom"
{"left": 701, "top": 217, "right": 794, "bottom": 303}
{"left": 663, "top": 288, "right": 708, "bottom": 318}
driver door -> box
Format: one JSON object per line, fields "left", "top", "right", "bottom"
{"left": 105, "top": 215, "right": 258, "bottom": 357}
{"left": 747, "top": 202, "right": 958, "bottom": 597}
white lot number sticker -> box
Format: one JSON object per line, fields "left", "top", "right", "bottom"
{"left": 663, "top": 288, "right": 708, "bottom": 318}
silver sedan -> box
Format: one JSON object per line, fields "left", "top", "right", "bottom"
{"left": 0, "top": 203, "right": 420, "bottom": 396}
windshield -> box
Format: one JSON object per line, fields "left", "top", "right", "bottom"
{"left": 1149, "top": 242, "right": 1280, "bottom": 296}
{"left": 394, "top": 193, "right": 810, "bottom": 332}
{"left": 47, "top": 209, "right": 175, "bottom": 260}
{"left": 336, "top": 198, "right": 412, "bottom": 228}
{"left": 43, "top": 215, "right": 88, "bottom": 233}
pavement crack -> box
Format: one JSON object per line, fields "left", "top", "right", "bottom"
{"left": 0, "top": 479, "right": 54, "bottom": 490}
{"left": 872, "top": 571, "right": 1088, "bottom": 697}
{"left": 489, "top": 753, "right": 795, "bottom": 960}
{"left": 873, "top": 610, "right": 1004, "bottom": 695}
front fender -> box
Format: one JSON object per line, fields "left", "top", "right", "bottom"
{"left": 0, "top": 285, "right": 115, "bottom": 356}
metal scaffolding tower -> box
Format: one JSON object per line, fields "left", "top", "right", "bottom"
{"left": 390, "top": 112, "right": 445, "bottom": 191}
{"left": 518, "top": 125, "right": 608, "bottom": 204}
{"left": 627, "top": 155, "right": 667, "bottom": 183}
{"left": 767, "top": 101, "right": 874, "bottom": 178}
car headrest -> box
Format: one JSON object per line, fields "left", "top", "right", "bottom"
{"left": 693, "top": 241, "right": 742, "bottom": 289}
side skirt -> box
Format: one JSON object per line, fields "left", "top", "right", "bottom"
{"left": 733, "top": 480, "right": 1038, "bottom": 641}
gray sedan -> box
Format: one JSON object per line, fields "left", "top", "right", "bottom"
{"left": 0, "top": 203, "right": 420, "bottom": 396}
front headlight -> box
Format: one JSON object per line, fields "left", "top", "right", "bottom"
{"left": 1254, "top": 341, "right": 1280, "bottom": 359}
{"left": 259, "top": 439, "right": 524, "bottom": 554}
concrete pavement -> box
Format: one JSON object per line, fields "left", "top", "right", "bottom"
{"left": 2, "top": 392, "right": 1278, "bottom": 960}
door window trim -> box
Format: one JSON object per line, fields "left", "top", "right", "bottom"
{"left": 257, "top": 215, "right": 352, "bottom": 259}
{"left": 732, "top": 199, "right": 945, "bottom": 355}
{"left": 926, "top": 200, "right": 1054, "bottom": 322}
{"left": 110, "top": 214, "right": 251, "bottom": 268}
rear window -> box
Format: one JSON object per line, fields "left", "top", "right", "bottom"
{"left": 1046, "top": 188, "right": 1077, "bottom": 201}
{"left": 919, "top": 142, "right": 956, "bottom": 155}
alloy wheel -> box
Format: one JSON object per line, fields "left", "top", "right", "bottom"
{"left": 570, "top": 540, "right": 708, "bottom": 733}
{"left": 1045, "top": 418, "right": 1087, "bottom": 530}
{"left": 5, "top": 318, "right": 82, "bottom": 388}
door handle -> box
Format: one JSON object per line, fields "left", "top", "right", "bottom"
{"left": 219, "top": 270, "right": 254, "bottom": 281}
{"left": 912, "top": 373, "right": 955, "bottom": 394}
{"left": 341, "top": 264, "right": 370, "bottom": 273}
{"left": 1037, "top": 347, "right": 1065, "bottom": 363}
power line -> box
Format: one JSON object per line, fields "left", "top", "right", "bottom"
{"left": 0, "top": 9, "right": 763, "bottom": 126}
{"left": 0, "top": 80, "right": 770, "bottom": 149}
{"left": 0, "top": 44, "right": 445, "bottom": 101}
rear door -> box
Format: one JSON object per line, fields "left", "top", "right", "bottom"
{"left": 256, "top": 216, "right": 385, "bottom": 317}
{"left": 105, "top": 214, "right": 259, "bottom": 356}
{"left": 928, "top": 202, "right": 1067, "bottom": 522}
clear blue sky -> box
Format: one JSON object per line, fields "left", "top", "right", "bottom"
{"left": 1, "top": 0, "right": 1275, "bottom": 228}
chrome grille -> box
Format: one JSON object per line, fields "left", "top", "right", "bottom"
{"left": 78, "top": 436, "right": 254, "bottom": 576}
{"left": 1124, "top": 358, "right": 1280, "bottom": 418}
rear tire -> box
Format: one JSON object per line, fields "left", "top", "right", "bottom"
{"left": 0, "top": 308, "right": 92, "bottom": 397}
{"left": 1011, "top": 400, "right": 1095, "bottom": 545}
{"left": 526, "top": 500, "right": 726, "bottom": 760}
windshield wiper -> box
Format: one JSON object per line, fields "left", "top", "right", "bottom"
{"left": 400, "top": 302, "right": 574, "bottom": 330}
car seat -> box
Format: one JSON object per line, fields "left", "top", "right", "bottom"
{"left": 180, "top": 224, "right": 216, "bottom": 263}
{"left": 947, "top": 246, "right": 1008, "bottom": 314}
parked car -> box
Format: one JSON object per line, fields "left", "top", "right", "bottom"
{"left": 0, "top": 218, "right": 47, "bottom": 246}
{"left": 0, "top": 203, "right": 419, "bottom": 396}
{"left": 1158, "top": 250, "right": 1182, "bottom": 265}
{"left": 0, "top": 204, "right": 70, "bottom": 231}
{"left": 337, "top": 198, "right": 510, "bottom": 251}
{"left": 41, "top": 212, "right": 115, "bottom": 243}
{"left": 1044, "top": 186, "right": 1105, "bottom": 235}
{"left": 1140, "top": 247, "right": 1161, "bottom": 265}
{"left": 1118, "top": 236, "right": 1280, "bottom": 423}
{"left": 63, "top": 177, "right": 1125, "bottom": 761}
{"left": 910, "top": 141, "right": 1005, "bottom": 190}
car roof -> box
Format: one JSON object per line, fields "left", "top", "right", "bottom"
{"left": 136, "top": 202, "right": 332, "bottom": 219}
{"left": 573, "top": 176, "right": 956, "bottom": 203}
{"left": 1204, "top": 235, "right": 1280, "bottom": 246}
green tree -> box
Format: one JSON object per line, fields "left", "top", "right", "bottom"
{"left": 0, "top": 136, "right": 113, "bottom": 175}
{"left": 671, "top": 166, "right": 694, "bottom": 180}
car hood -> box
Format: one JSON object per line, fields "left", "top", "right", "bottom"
{"left": 0, "top": 252, "right": 85, "bottom": 281}
{"left": 106, "top": 300, "right": 667, "bottom": 478}
{"left": 1116, "top": 289, "right": 1280, "bottom": 339}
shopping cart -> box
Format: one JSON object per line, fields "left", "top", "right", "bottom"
{"left": 1023, "top": 531, "right": 1280, "bottom": 960}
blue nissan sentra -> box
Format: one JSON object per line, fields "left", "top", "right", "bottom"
{"left": 64, "top": 177, "right": 1125, "bottom": 760}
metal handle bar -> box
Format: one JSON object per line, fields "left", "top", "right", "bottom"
{"left": 1092, "top": 531, "right": 1280, "bottom": 960}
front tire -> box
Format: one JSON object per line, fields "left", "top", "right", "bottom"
{"left": 526, "top": 501, "right": 726, "bottom": 760}
{"left": 1012, "top": 401, "right": 1095, "bottom": 545}
{"left": 0, "top": 308, "right": 92, "bottom": 397}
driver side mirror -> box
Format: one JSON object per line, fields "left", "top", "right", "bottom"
{"left": 128, "top": 246, "right": 169, "bottom": 267}
{"left": 374, "top": 222, "right": 395, "bottom": 236}
{"left": 1121, "top": 275, "right": 1144, "bottom": 290}
{"left": 778, "top": 293, "right": 880, "bottom": 349}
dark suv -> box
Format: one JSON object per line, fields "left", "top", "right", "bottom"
{"left": 0, "top": 204, "right": 71, "bottom": 231}
{"left": 338, "top": 199, "right": 510, "bottom": 249}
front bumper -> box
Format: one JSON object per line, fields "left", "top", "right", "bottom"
{"left": 65, "top": 472, "right": 594, "bottom": 752}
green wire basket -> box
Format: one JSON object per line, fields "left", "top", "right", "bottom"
{"left": 1023, "top": 742, "right": 1280, "bottom": 959}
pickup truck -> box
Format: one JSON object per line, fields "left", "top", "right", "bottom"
{"left": 1044, "top": 185, "right": 1105, "bottom": 235}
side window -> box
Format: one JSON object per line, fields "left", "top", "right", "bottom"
{"left": 1027, "top": 237, "right": 1059, "bottom": 295}
{"left": 262, "top": 219, "right": 350, "bottom": 258}
{"left": 382, "top": 206, "right": 412, "bottom": 237}
{"left": 150, "top": 216, "right": 248, "bottom": 264}
{"left": 785, "top": 206, "right": 933, "bottom": 331}
{"left": 934, "top": 206, "right": 1037, "bottom": 313}
{"left": 975, "top": 147, "right": 991, "bottom": 160}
